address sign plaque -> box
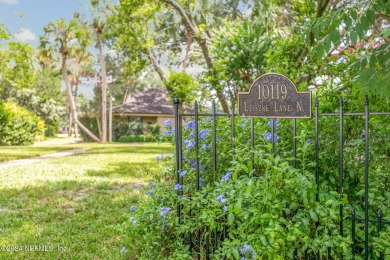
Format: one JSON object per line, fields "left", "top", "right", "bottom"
{"left": 238, "top": 73, "right": 312, "bottom": 118}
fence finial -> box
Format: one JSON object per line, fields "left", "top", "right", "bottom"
{"left": 315, "top": 97, "right": 319, "bottom": 107}
{"left": 364, "top": 96, "right": 369, "bottom": 106}
{"left": 173, "top": 98, "right": 180, "bottom": 105}
{"left": 339, "top": 96, "right": 344, "bottom": 106}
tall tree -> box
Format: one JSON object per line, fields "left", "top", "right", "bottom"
{"left": 68, "top": 48, "right": 94, "bottom": 137}
{"left": 108, "top": 0, "right": 200, "bottom": 107}
{"left": 40, "top": 18, "right": 101, "bottom": 142}
{"left": 85, "top": 0, "right": 113, "bottom": 142}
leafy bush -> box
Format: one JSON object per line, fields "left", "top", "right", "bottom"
{"left": 45, "top": 120, "right": 59, "bottom": 137}
{"left": 145, "top": 123, "right": 161, "bottom": 136}
{"left": 129, "top": 121, "right": 143, "bottom": 135}
{"left": 113, "top": 120, "right": 132, "bottom": 141}
{"left": 113, "top": 120, "right": 148, "bottom": 141}
{"left": 120, "top": 93, "right": 389, "bottom": 259}
{"left": 0, "top": 100, "right": 45, "bottom": 145}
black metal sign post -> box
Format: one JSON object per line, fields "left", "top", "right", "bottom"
{"left": 238, "top": 73, "right": 311, "bottom": 118}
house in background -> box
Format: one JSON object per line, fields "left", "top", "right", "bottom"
{"left": 112, "top": 88, "right": 175, "bottom": 134}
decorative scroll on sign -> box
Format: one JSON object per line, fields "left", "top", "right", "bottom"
{"left": 238, "top": 73, "right": 312, "bottom": 118}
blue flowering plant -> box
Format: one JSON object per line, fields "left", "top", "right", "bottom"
{"left": 121, "top": 99, "right": 390, "bottom": 259}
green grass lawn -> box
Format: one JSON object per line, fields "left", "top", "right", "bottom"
{"left": 0, "top": 137, "right": 83, "bottom": 162}
{"left": 0, "top": 142, "right": 173, "bottom": 259}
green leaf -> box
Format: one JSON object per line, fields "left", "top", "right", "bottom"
{"left": 330, "top": 30, "right": 339, "bottom": 45}
{"left": 350, "top": 10, "right": 357, "bottom": 21}
{"left": 344, "top": 15, "right": 352, "bottom": 27}
{"left": 382, "top": 28, "right": 390, "bottom": 38}
{"left": 323, "top": 35, "right": 331, "bottom": 53}
{"left": 260, "top": 235, "right": 268, "bottom": 246}
{"left": 316, "top": 45, "right": 324, "bottom": 59}
{"left": 350, "top": 31, "right": 358, "bottom": 45}
{"left": 310, "top": 210, "right": 318, "bottom": 222}
{"left": 267, "top": 143, "right": 272, "bottom": 152}
{"left": 227, "top": 213, "right": 235, "bottom": 225}
{"left": 246, "top": 184, "right": 253, "bottom": 195}
{"left": 233, "top": 249, "right": 239, "bottom": 259}
{"left": 369, "top": 56, "right": 376, "bottom": 68}
{"left": 234, "top": 200, "right": 241, "bottom": 214}
{"left": 356, "top": 23, "right": 364, "bottom": 39}
{"left": 366, "top": 9, "right": 375, "bottom": 25}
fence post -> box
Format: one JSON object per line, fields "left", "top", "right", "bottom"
{"left": 212, "top": 101, "right": 218, "bottom": 253}
{"left": 315, "top": 97, "right": 319, "bottom": 202}
{"left": 352, "top": 207, "right": 356, "bottom": 257}
{"left": 364, "top": 96, "right": 369, "bottom": 260}
{"left": 231, "top": 99, "right": 235, "bottom": 155}
{"left": 339, "top": 96, "right": 344, "bottom": 239}
{"left": 173, "top": 98, "right": 181, "bottom": 224}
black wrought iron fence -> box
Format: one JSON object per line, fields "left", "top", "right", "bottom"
{"left": 173, "top": 96, "right": 390, "bottom": 259}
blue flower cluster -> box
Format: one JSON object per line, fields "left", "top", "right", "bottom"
{"left": 120, "top": 246, "right": 128, "bottom": 255}
{"left": 238, "top": 244, "right": 256, "bottom": 259}
{"left": 130, "top": 206, "right": 136, "bottom": 212}
{"left": 160, "top": 207, "right": 171, "bottom": 216}
{"left": 179, "top": 170, "right": 187, "bottom": 177}
{"left": 220, "top": 172, "right": 232, "bottom": 182}
{"left": 164, "top": 129, "right": 174, "bottom": 136}
{"left": 185, "top": 120, "right": 196, "bottom": 130}
{"left": 265, "top": 132, "right": 280, "bottom": 142}
{"left": 155, "top": 154, "right": 164, "bottom": 161}
{"left": 199, "top": 129, "right": 209, "bottom": 139}
{"left": 241, "top": 119, "right": 248, "bottom": 127}
{"left": 147, "top": 186, "right": 154, "bottom": 195}
{"left": 216, "top": 194, "right": 228, "bottom": 212}
{"left": 267, "top": 118, "right": 279, "bottom": 129}
{"left": 164, "top": 119, "right": 173, "bottom": 126}
{"left": 173, "top": 183, "right": 182, "bottom": 190}
{"left": 185, "top": 140, "right": 195, "bottom": 150}
{"left": 199, "top": 177, "right": 205, "bottom": 187}
{"left": 187, "top": 159, "right": 203, "bottom": 171}
{"left": 161, "top": 218, "right": 167, "bottom": 229}
{"left": 216, "top": 194, "right": 227, "bottom": 204}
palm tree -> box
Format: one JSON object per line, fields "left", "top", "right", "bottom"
{"left": 40, "top": 18, "right": 101, "bottom": 142}
{"left": 70, "top": 48, "right": 95, "bottom": 137}
{"left": 88, "top": 0, "right": 111, "bottom": 142}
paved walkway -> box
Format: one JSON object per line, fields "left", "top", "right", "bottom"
{"left": 0, "top": 148, "right": 88, "bottom": 169}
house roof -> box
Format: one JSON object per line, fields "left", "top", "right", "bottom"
{"left": 112, "top": 88, "right": 175, "bottom": 115}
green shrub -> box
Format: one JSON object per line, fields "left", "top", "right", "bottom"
{"left": 0, "top": 100, "right": 45, "bottom": 145}
{"left": 145, "top": 123, "right": 161, "bottom": 136}
{"left": 45, "top": 120, "right": 59, "bottom": 137}
{"left": 113, "top": 120, "right": 131, "bottom": 141}
{"left": 120, "top": 93, "right": 390, "bottom": 259}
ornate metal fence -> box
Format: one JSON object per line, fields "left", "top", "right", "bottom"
{"left": 173, "top": 96, "right": 390, "bottom": 259}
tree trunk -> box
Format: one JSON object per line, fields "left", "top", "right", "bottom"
{"left": 68, "top": 108, "right": 73, "bottom": 136}
{"left": 61, "top": 54, "right": 101, "bottom": 142}
{"left": 147, "top": 49, "right": 168, "bottom": 83}
{"left": 73, "top": 84, "right": 78, "bottom": 138}
{"left": 182, "top": 30, "right": 193, "bottom": 72}
{"left": 96, "top": 113, "right": 102, "bottom": 137}
{"left": 160, "top": 0, "right": 230, "bottom": 113}
{"left": 97, "top": 31, "right": 108, "bottom": 142}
